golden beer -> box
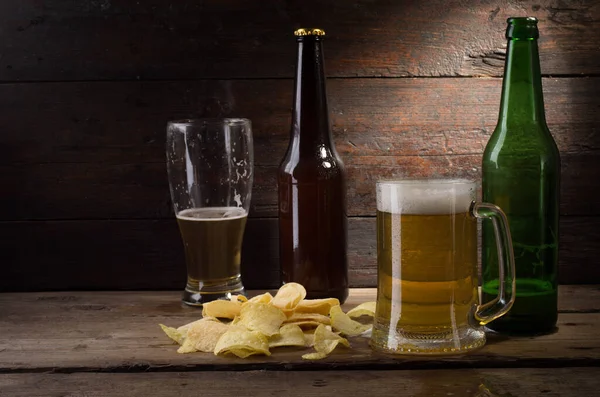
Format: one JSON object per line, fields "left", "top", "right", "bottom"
{"left": 177, "top": 207, "right": 247, "bottom": 284}
{"left": 376, "top": 210, "right": 478, "bottom": 332}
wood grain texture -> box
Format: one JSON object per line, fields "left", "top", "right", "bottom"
{"left": 3, "top": 154, "right": 597, "bottom": 220}
{"left": 2, "top": 78, "right": 599, "bottom": 219}
{"left": 2, "top": 78, "right": 598, "bottom": 166}
{"left": 1, "top": 1, "right": 598, "bottom": 81}
{"left": 1, "top": 217, "right": 597, "bottom": 291}
{"left": 0, "top": 288, "right": 598, "bottom": 373}
{"left": 2, "top": 368, "right": 600, "bottom": 396}
{"left": 0, "top": 219, "right": 279, "bottom": 291}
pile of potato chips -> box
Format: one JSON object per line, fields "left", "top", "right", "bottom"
{"left": 160, "top": 282, "right": 376, "bottom": 360}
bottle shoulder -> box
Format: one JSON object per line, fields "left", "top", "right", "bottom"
{"left": 279, "top": 150, "right": 346, "bottom": 182}
{"left": 487, "top": 123, "right": 557, "bottom": 145}
{"left": 484, "top": 125, "right": 560, "bottom": 160}
{"left": 280, "top": 138, "right": 345, "bottom": 165}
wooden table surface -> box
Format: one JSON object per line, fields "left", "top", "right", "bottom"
{"left": 1, "top": 286, "right": 599, "bottom": 396}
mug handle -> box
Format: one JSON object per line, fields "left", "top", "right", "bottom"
{"left": 470, "top": 202, "right": 516, "bottom": 325}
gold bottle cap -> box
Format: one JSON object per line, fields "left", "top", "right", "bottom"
{"left": 294, "top": 28, "right": 326, "bottom": 37}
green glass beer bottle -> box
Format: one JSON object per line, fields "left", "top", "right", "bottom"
{"left": 482, "top": 17, "right": 561, "bottom": 334}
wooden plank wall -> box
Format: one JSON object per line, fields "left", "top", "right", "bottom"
{"left": 1, "top": 0, "right": 599, "bottom": 291}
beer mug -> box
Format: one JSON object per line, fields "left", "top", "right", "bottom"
{"left": 166, "top": 119, "right": 253, "bottom": 306}
{"left": 370, "top": 180, "right": 516, "bottom": 354}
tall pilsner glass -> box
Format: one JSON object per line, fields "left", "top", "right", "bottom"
{"left": 370, "top": 180, "right": 516, "bottom": 354}
{"left": 166, "top": 119, "right": 254, "bottom": 306}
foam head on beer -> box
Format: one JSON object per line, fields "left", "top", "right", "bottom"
{"left": 376, "top": 179, "right": 475, "bottom": 215}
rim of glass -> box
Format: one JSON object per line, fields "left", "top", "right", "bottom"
{"left": 168, "top": 118, "right": 251, "bottom": 127}
{"left": 376, "top": 178, "right": 475, "bottom": 186}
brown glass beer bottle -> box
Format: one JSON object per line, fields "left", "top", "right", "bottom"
{"left": 278, "top": 28, "right": 349, "bottom": 303}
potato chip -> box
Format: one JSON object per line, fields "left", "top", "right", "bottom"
{"left": 301, "top": 352, "right": 328, "bottom": 360}
{"left": 159, "top": 282, "right": 374, "bottom": 360}
{"left": 202, "top": 299, "right": 242, "bottom": 319}
{"left": 346, "top": 301, "right": 377, "bottom": 318}
{"left": 302, "top": 324, "right": 349, "bottom": 360}
{"left": 284, "top": 320, "right": 324, "bottom": 330}
{"left": 227, "top": 348, "right": 259, "bottom": 359}
{"left": 270, "top": 282, "right": 306, "bottom": 312}
{"left": 284, "top": 312, "right": 331, "bottom": 325}
{"left": 239, "top": 302, "right": 286, "bottom": 337}
{"left": 247, "top": 292, "right": 273, "bottom": 304}
{"left": 176, "top": 317, "right": 218, "bottom": 337}
{"left": 159, "top": 324, "right": 185, "bottom": 345}
{"left": 294, "top": 298, "right": 340, "bottom": 316}
{"left": 214, "top": 328, "right": 270, "bottom": 358}
{"left": 303, "top": 330, "right": 315, "bottom": 347}
{"left": 268, "top": 324, "right": 306, "bottom": 348}
{"left": 330, "top": 305, "right": 371, "bottom": 336}
{"left": 176, "top": 319, "right": 203, "bottom": 336}
{"left": 177, "top": 318, "right": 229, "bottom": 354}
{"left": 231, "top": 294, "right": 248, "bottom": 303}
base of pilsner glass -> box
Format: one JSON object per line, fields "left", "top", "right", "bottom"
{"left": 182, "top": 275, "right": 245, "bottom": 307}
{"left": 370, "top": 322, "right": 486, "bottom": 355}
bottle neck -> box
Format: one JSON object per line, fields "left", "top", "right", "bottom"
{"left": 497, "top": 38, "right": 547, "bottom": 130}
{"left": 292, "top": 38, "right": 332, "bottom": 146}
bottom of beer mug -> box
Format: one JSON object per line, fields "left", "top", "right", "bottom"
{"left": 369, "top": 324, "right": 486, "bottom": 355}
{"left": 182, "top": 276, "right": 245, "bottom": 307}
